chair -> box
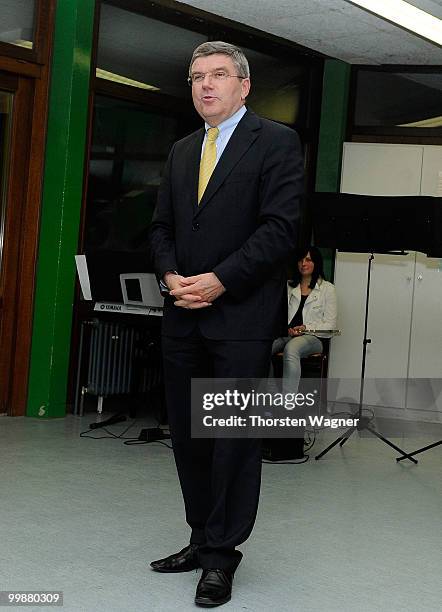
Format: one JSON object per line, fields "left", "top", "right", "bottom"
{"left": 299, "top": 350, "right": 328, "bottom": 411}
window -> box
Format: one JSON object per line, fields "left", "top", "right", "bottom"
{"left": 85, "top": 95, "right": 182, "bottom": 258}
{"left": 0, "top": 0, "right": 36, "bottom": 49}
{"left": 353, "top": 69, "right": 442, "bottom": 129}
{"left": 97, "top": 3, "right": 206, "bottom": 99}
{"left": 242, "top": 45, "right": 308, "bottom": 126}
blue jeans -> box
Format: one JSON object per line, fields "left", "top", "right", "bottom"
{"left": 271, "top": 334, "right": 323, "bottom": 394}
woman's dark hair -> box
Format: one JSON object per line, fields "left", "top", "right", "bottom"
{"left": 289, "top": 246, "right": 326, "bottom": 288}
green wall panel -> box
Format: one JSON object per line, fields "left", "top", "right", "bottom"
{"left": 315, "top": 59, "right": 351, "bottom": 193}
{"left": 315, "top": 59, "right": 351, "bottom": 280}
{"left": 26, "top": 0, "right": 95, "bottom": 417}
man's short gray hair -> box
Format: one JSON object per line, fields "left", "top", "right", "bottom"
{"left": 189, "top": 41, "right": 250, "bottom": 79}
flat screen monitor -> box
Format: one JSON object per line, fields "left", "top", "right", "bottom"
{"left": 120, "top": 273, "right": 164, "bottom": 308}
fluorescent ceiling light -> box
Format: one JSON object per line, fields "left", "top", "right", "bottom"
{"left": 399, "top": 115, "right": 442, "bottom": 127}
{"left": 346, "top": 0, "right": 442, "bottom": 46}
{"left": 14, "top": 39, "right": 33, "bottom": 49}
{"left": 96, "top": 68, "right": 160, "bottom": 91}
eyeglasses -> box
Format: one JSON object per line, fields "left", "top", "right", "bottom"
{"left": 187, "top": 70, "right": 245, "bottom": 86}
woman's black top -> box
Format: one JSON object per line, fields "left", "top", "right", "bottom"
{"left": 288, "top": 294, "right": 308, "bottom": 329}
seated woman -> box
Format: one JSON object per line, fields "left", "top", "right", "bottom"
{"left": 271, "top": 246, "right": 337, "bottom": 394}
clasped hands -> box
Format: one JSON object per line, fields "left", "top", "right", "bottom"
{"left": 164, "top": 272, "right": 225, "bottom": 309}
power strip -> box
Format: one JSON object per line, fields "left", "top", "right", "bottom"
{"left": 138, "top": 427, "right": 170, "bottom": 442}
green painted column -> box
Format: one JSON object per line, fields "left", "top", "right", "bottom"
{"left": 315, "top": 59, "right": 351, "bottom": 192}
{"left": 315, "top": 59, "right": 351, "bottom": 279}
{"left": 26, "top": 0, "right": 95, "bottom": 417}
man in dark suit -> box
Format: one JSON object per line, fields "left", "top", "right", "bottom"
{"left": 149, "top": 41, "right": 303, "bottom": 607}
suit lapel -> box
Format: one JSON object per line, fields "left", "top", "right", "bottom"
{"left": 194, "top": 110, "right": 261, "bottom": 217}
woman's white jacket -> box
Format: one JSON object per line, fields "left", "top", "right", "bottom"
{"left": 287, "top": 278, "right": 337, "bottom": 334}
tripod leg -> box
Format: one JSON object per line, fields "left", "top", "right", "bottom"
{"left": 339, "top": 425, "right": 357, "bottom": 447}
{"left": 315, "top": 427, "right": 353, "bottom": 460}
{"left": 396, "top": 440, "right": 442, "bottom": 462}
{"left": 365, "top": 425, "right": 418, "bottom": 464}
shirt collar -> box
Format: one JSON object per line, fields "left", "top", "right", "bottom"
{"left": 204, "top": 105, "right": 247, "bottom": 136}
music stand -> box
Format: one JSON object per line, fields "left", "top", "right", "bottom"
{"left": 310, "top": 193, "right": 442, "bottom": 463}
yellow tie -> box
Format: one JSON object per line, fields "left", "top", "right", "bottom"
{"left": 198, "top": 127, "right": 219, "bottom": 204}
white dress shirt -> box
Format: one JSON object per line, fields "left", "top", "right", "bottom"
{"left": 201, "top": 105, "right": 247, "bottom": 164}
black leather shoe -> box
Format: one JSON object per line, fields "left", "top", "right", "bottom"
{"left": 150, "top": 544, "right": 201, "bottom": 573}
{"left": 195, "top": 569, "right": 233, "bottom": 607}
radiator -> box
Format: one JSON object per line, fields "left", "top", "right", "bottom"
{"left": 74, "top": 319, "right": 162, "bottom": 415}
{"left": 88, "top": 321, "right": 135, "bottom": 396}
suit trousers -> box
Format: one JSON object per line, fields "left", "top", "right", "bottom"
{"left": 162, "top": 333, "right": 272, "bottom": 571}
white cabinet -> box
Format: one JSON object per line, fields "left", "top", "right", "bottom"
{"left": 422, "top": 146, "right": 442, "bottom": 197}
{"left": 340, "top": 142, "right": 442, "bottom": 197}
{"left": 340, "top": 143, "right": 423, "bottom": 196}
{"left": 328, "top": 143, "right": 442, "bottom": 420}
{"left": 408, "top": 252, "right": 442, "bottom": 378}
{"left": 406, "top": 252, "right": 442, "bottom": 418}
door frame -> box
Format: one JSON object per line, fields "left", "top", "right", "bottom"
{"left": 0, "top": 73, "right": 34, "bottom": 415}
{"left": 0, "top": 1, "right": 56, "bottom": 416}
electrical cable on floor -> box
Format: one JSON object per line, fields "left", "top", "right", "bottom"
{"left": 262, "top": 455, "right": 309, "bottom": 465}
{"left": 79, "top": 407, "right": 376, "bottom": 456}
{"left": 124, "top": 437, "right": 172, "bottom": 449}
{"left": 80, "top": 420, "right": 138, "bottom": 440}
{"left": 304, "top": 430, "right": 316, "bottom": 452}
{"left": 79, "top": 418, "right": 173, "bottom": 448}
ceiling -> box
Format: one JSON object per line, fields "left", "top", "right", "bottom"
{"left": 179, "top": 0, "right": 442, "bottom": 64}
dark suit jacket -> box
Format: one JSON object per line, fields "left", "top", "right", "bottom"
{"left": 149, "top": 109, "right": 303, "bottom": 340}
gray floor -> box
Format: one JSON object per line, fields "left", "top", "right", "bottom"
{"left": 0, "top": 413, "right": 441, "bottom": 612}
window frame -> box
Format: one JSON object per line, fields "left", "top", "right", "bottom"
{"left": 0, "top": 0, "right": 54, "bottom": 65}
{"left": 348, "top": 65, "right": 442, "bottom": 140}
